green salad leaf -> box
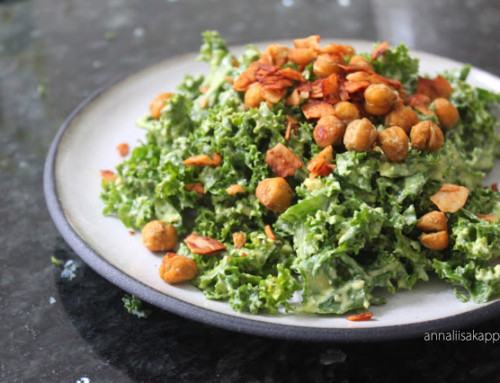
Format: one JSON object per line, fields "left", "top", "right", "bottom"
{"left": 101, "top": 31, "right": 500, "bottom": 315}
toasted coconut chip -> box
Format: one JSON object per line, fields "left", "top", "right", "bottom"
{"left": 184, "top": 233, "right": 226, "bottom": 255}
{"left": 265, "top": 143, "right": 303, "bottom": 178}
{"left": 407, "top": 93, "right": 433, "bottom": 115}
{"left": 430, "top": 183, "right": 470, "bottom": 213}
{"left": 183, "top": 153, "right": 221, "bottom": 167}
{"left": 417, "top": 76, "right": 453, "bottom": 100}
{"left": 371, "top": 41, "right": 389, "bottom": 61}
{"left": 347, "top": 312, "right": 374, "bottom": 321}
{"left": 100, "top": 170, "right": 116, "bottom": 182}
{"left": 322, "top": 74, "right": 341, "bottom": 104}
{"left": 302, "top": 100, "right": 335, "bottom": 119}
{"left": 477, "top": 214, "right": 499, "bottom": 223}
{"left": 117, "top": 143, "right": 129, "bottom": 157}
{"left": 343, "top": 80, "right": 371, "bottom": 94}
{"left": 232, "top": 61, "right": 260, "bottom": 92}
{"left": 212, "top": 153, "right": 222, "bottom": 166}
{"left": 278, "top": 67, "right": 304, "bottom": 82}
{"left": 184, "top": 183, "right": 205, "bottom": 195}
{"left": 232, "top": 232, "right": 246, "bottom": 249}
{"left": 307, "top": 145, "right": 335, "bottom": 179}
{"left": 264, "top": 225, "right": 276, "bottom": 240}
{"left": 285, "top": 115, "right": 298, "bottom": 141}
{"left": 285, "top": 89, "right": 301, "bottom": 106}
{"left": 293, "top": 35, "right": 320, "bottom": 50}
{"left": 226, "top": 184, "right": 246, "bottom": 195}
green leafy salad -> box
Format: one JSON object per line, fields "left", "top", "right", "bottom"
{"left": 101, "top": 31, "right": 500, "bottom": 316}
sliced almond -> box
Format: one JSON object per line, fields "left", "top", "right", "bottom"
{"left": 430, "top": 183, "right": 469, "bottom": 213}
{"left": 477, "top": 214, "right": 499, "bottom": 223}
{"left": 184, "top": 233, "right": 226, "bottom": 255}
{"left": 232, "top": 232, "right": 246, "bottom": 249}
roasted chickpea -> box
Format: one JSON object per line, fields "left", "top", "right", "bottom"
{"left": 384, "top": 102, "right": 419, "bottom": 134}
{"left": 410, "top": 120, "right": 444, "bottom": 152}
{"left": 313, "top": 53, "right": 342, "bottom": 78}
{"left": 256, "top": 177, "right": 293, "bottom": 213}
{"left": 244, "top": 83, "right": 265, "bottom": 108}
{"left": 313, "top": 115, "right": 346, "bottom": 147}
{"left": 334, "top": 101, "right": 360, "bottom": 123}
{"left": 344, "top": 118, "right": 378, "bottom": 152}
{"left": 159, "top": 254, "right": 198, "bottom": 284}
{"left": 364, "top": 83, "right": 398, "bottom": 115}
{"left": 349, "top": 55, "right": 374, "bottom": 71}
{"left": 150, "top": 92, "right": 173, "bottom": 119}
{"left": 417, "top": 211, "right": 447, "bottom": 232}
{"left": 142, "top": 220, "right": 178, "bottom": 252}
{"left": 433, "top": 98, "right": 459, "bottom": 130}
{"left": 377, "top": 126, "right": 409, "bottom": 162}
{"left": 264, "top": 44, "right": 289, "bottom": 67}
{"left": 419, "top": 231, "right": 449, "bottom": 251}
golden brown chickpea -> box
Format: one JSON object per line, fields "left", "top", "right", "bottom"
{"left": 150, "top": 92, "right": 173, "bottom": 119}
{"left": 349, "top": 55, "right": 374, "bottom": 71}
{"left": 334, "top": 101, "right": 360, "bottom": 123}
{"left": 256, "top": 177, "right": 293, "bottom": 213}
{"left": 344, "top": 118, "right": 378, "bottom": 152}
{"left": 364, "top": 83, "right": 398, "bottom": 115}
{"left": 377, "top": 126, "right": 409, "bottom": 162}
{"left": 384, "top": 102, "right": 419, "bottom": 134}
{"left": 313, "top": 115, "right": 346, "bottom": 147}
{"left": 313, "top": 53, "right": 342, "bottom": 78}
{"left": 416, "top": 211, "right": 447, "bottom": 232}
{"left": 142, "top": 220, "right": 178, "bottom": 252}
{"left": 410, "top": 120, "right": 444, "bottom": 152}
{"left": 433, "top": 98, "right": 459, "bottom": 130}
{"left": 419, "top": 231, "right": 449, "bottom": 251}
{"left": 244, "top": 83, "right": 265, "bottom": 108}
{"left": 159, "top": 254, "right": 198, "bottom": 284}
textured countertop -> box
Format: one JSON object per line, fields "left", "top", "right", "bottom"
{"left": 2, "top": 0, "right": 500, "bottom": 382}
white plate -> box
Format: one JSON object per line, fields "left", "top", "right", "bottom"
{"left": 44, "top": 40, "right": 500, "bottom": 341}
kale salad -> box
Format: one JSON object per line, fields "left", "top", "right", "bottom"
{"left": 101, "top": 32, "right": 500, "bottom": 316}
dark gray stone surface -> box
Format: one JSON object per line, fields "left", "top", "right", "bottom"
{"left": 1, "top": 0, "right": 500, "bottom": 382}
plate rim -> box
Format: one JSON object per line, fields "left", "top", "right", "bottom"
{"left": 44, "top": 40, "right": 500, "bottom": 342}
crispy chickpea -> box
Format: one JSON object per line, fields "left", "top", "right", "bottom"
{"left": 150, "top": 92, "right": 173, "bottom": 119}
{"left": 417, "top": 211, "right": 447, "bottom": 232}
{"left": 384, "top": 102, "right": 419, "bottom": 134}
{"left": 377, "top": 126, "right": 409, "bottom": 162}
{"left": 410, "top": 120, "right": 444, "bottom": 152}
{"left": 419, "top": 231, "right": 449, "bottom": 251}
{"left": 334, "top": 101, "right": 360, "bottom": 123}
{"left": 349, "top": 55, "right": 374, "bottom": 71}
{"left": 244, "top": 83, "right": 265, "bottom": 108}
{"left": 313, "top": 115, "right": 346, "bottom": 147}
{"left": 159, "top": 254, "right": 198, "bottom": 284}
{"left": 256, "top": 177, "right": 293, "bottom": 213}
{"left": 364, "top": 83, "right": 398, "bottom": 115}
{"left": 344, "top": 118, "right": 378, "bottom": 152}
{"left": 313, "top": 53, "right": 342, "bottom": 78}
{"left": 142, "top": 220, "right": 178, "bottom": 252}
{"left": 433, "top": 98, "right": 459, "bottom": 130}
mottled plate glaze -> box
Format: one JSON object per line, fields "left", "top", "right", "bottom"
{"left": 44, "top": 40, "right": 500, "bottom": 341}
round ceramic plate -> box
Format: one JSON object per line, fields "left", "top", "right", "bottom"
{"left": 44, "top": 39, "right": 500, "bottom": 342}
